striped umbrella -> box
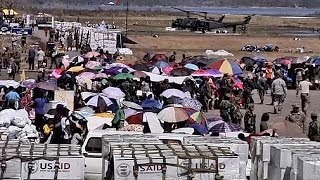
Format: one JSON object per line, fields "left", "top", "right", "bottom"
{"left": 210, "top": 59, "right": 242, "bottom": 75}
{"left": 192, "top": 69, "right": 223, "bottom": 78}
{"left": 157, "top": 107, "right": 189, "bottom": 123}
{"left": 210, "top": 121, "right": 242, "bottom": 133}
{"left": 82, "top": 93, "right": 113, "bottom": 107}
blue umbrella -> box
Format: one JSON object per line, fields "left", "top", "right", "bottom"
{"left": 189, "top": 123, "right": 209, "bottom": 135}
{"left": 141, "top": 99, "right": 162, "bottom": 109}
{"left": 184, "top": 63, "right": 199, "bottom": 71}
{"left": 155, "top": 61, "right": 169, "bottom": 68}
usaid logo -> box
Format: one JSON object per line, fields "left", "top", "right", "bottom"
{"left": 1, "top": 27, "right": 8, "bottom": 32}
{"left": 116, "top": 163, "right": 131, "bottom": 177}
{"left": 24, "top": 161, "right": 39, "bottom": 174}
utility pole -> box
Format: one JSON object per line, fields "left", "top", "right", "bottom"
{"left": 125, "top": 0, "right": 128, "bottom": 37}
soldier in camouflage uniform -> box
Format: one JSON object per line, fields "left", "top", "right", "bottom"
{"left": 308, "top": 113, "right": 319, "bottom": 141}
{"left": 219, "top": 94, "right": 233, "bottom": 122}
{"left": 286, "top": 103, "right": 307, "bottom": 134}
{"left": 244, "top": 104, "right": 256, "bottom": 133}
{"left": 230, "top": 99, "right": 243, "bottom": 125}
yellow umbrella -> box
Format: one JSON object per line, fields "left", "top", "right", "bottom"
{"left": 67, "top": 66, "right": 85, "bottom": 73}
{"left": 2, "top": 9, "right": 18, "bottom": 16}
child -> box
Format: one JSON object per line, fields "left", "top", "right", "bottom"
{"left": 260, "top": 113, "right": 269, "bottom": 132}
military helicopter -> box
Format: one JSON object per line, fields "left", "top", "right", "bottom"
{"left": 171, "top": 7, "right": 225, "bottom": 31}
{"left": 171, "top": 7, "right": 255, "bottom": 33}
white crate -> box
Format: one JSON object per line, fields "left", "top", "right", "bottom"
{"left": 297, "top": 156, "right": 320, "bottom": 180}
{"left": 270, "top": 144, "right": 320, "bottom": 168}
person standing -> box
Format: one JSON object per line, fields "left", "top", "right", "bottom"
{"left": 244, "top": 104, "right": 256, "bottom": 133}
{"left": 257, "top": 72, "right": 267, "bottom": 104}
{"left": 308, "top": 113, "right": 319, "bottom": 141}
{"left": 295, "top": 66, "right": 304, "bottom": 91}
{"left": 28, "top": 47, "right": 36, "bottom": 70}
{"left": 271, "top": 73, "right": 287, "bottom": 114}
{"left": 219, "top": 94, "right": 233, "bottom": 122}
{"left": 169, "top": 51, "right": 176, "bottom": 62}
{"left": 34, "top": 93, "right": 48, "bottom": 132}
{"left": 297, "top": 77, "right": 312, "bottom": 115}
{"left": 8, "top": 58, "right": 18, "bottom": 80}
{"left": 4, "top": 86, "right": 21, "bottom": 109}
{"left": 36, "top": 47, "right": 45, "bottom": 69}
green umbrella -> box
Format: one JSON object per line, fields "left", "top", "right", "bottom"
{"left": 113, "top": 73, "right": 134, "bottom": 80}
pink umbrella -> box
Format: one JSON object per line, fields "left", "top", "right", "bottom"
{"left": 85, "top": 61, "right": 101, "bottom": 69}
{"left": 78, "top": 72, "right": 95, "bottom": 79}
{"left": 93, "top": 73, "right": 108, "bottom": 79}
{"left": 162, "top": 66, "right": 173, "bottom": 75}
{"left": 85, "top": 51, "right": 100, "bottom": 58}
{"left": 51, "top": 68, "right": 64, "bottom": 79}
{"left": 62, "top": 59, "right": 70, "bottom": 69}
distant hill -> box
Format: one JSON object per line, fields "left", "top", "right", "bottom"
{"left": 22, "top": 0, "right": 320, "bottom": 8}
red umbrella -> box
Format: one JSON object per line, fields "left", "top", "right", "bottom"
{"left": 126, "top": 113, "right": 143, "bottom": 124}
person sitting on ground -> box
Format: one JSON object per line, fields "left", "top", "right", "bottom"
{"left": 260, "top": 113, "right": 269, "bottom": 132}
{"left": 286, "top": 103, "right": 307, "bottom": 134}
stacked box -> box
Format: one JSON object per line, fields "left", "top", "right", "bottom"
{"left": 183, "top": 136, "right": 248, "bottom": 179}
{"left": 290, "top": 151, "right": 320, "bottom": 180}
{"left": 107, "top": 143, "right": 239, "bottom": 180}
{"left": 297, "top": 156, "right": 320, "bottom": 180}
{"left": 269, "top": 144, "right": 320, "bottom": 178}
{"left": 0, "top": 142, "right": 84, "bottom": 180}
{"left": 249, "top": 137, "right": 310, "bottom": 180}
{"left": 101, "top": 134, "right": 163, "bottom": 180}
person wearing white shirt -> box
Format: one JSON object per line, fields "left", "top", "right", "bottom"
{"left": 36, "top": 48, "right": 45, "bottom": 69}
{"left": 297, "top": 77, "right": 312, "bottom": 114}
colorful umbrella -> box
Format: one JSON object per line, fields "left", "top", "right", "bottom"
{"left": 157, "top": 107, "right": 189, "bottom": 123}
{"left": 162, "top": 66, "right": 173, "bottom": 75}
{"left": 113, "top": 73, "right": 135, "bottom": 80}
{"left": 161, "top": 89, "right": 188, "bottom": 99}
{"left": 102, "top": 87, "right": 125, "bottom": 100}
{"left": 85, "top": 61, "right": 102, "bottom": 69}
{"left": 191, "top": 69, "right": 223, "bottom": 78}
{"left": 85, "top": 51, "right": 100, "bottom": 58}
{"left": 51, "top": 68, "right": 64, "bottom": 79}
{"left": 273, "top": 56, "right": 297, "bottom": 65}
{"left": 155, "top": 61, "right": 169, "bottom": 68}
{"left": 36, "top": 82, "right": 58, "bottom": 91}
{"left": 82, "top": 93, "right": 113, "bottom": 107}
{"left": 78, "top": 72, "right": 95, "bottom": 80}
{"left": 184, "top": 63, "right": 199, "bottom": 71}
{"left": 210, "top": 59, "right": 242, "bottom": 75}
{"left": 183, "top": 108, "right": 205, "bottom": 124}
{"left": 209, "top": 121, "right": 242, "bottom": 133}
{"left": 67, "top": 66, "right": 85, "bottom": 73}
